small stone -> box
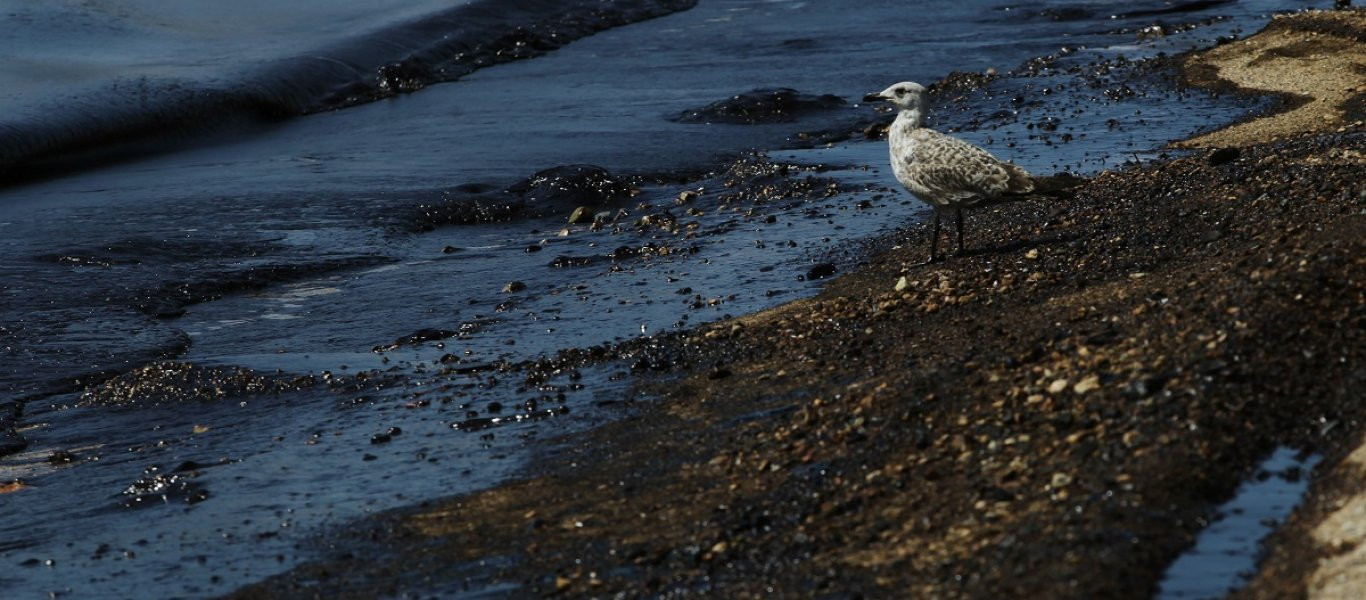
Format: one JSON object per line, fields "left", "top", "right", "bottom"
{"left": 1025, "top": 248, "right": 1039, "bottom": 260}
{"left": 1073, "top": 375, "right": 1101, "bottom": 394}
{"left": 1208, "top": 147, "right": 1240, "bottom": 166}
{"left": 805, "top": 263, "right": 837, "bottom": 280}
{"left": 677, "top": 190, "right": 700, "bottom": 204}
{"left": 48, "top": 450, "right": 79, "bottom": 464}
{"left": 1048, "top": 379, "right": 1069, "bottom": 394}
{"left": 895, "top": 276, "right": 909, "bottom": 292}
{"left": 568, "top": 206, "right": 593, "bottom": 224}
{"left": 503, "top": 281, "right": 527, "bottom": 293}
{"left": 1051, "top": 472, "right": 1073, "bottom": 488}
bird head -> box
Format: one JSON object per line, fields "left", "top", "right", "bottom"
{"left": 863, "top": 82, "right": 926, "bottom": 111}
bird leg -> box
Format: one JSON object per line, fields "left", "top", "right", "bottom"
{"left": 955, "top": 208, "right": 965, "bottom": 255}
{"left": 913, "top": 210, "right": 941, "bottom": 267}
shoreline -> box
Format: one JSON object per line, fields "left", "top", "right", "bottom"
{"left": 227, "top": 10, "right": 1366, "bottom": 598}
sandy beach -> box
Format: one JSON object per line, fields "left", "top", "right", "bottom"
{"left": 212, "top": 8, "right": 1363, "bottom": 598}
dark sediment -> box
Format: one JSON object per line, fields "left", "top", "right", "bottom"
{"left": 405, "top": 165, "right": 636, "bottom": 231}
{"left": 674, "top": 88, "right": 848, "bottom": 124}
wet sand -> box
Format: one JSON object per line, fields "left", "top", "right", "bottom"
{"left": 226, "top": 10, "right": 1366, "bottom": 598}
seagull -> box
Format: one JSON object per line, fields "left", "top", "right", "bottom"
{"left": 864, "top": 81, "right": 1034, "bottom": 264}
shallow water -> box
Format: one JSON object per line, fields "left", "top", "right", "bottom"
{"left": 0, "top": 0, "right": 1336, "bottom": 597}
{"left": 1158, "top": 447, "right": 1321, "bottom": 599}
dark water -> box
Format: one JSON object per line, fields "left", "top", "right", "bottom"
{"left": 0, "top": 0, "right": 1330, "bottom": 597}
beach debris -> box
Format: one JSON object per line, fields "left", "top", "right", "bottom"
{"left": 805, "top": 263, "right": 837, "bottom": 280}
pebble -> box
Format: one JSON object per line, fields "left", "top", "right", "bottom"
{"left": 806, "top": 263, "right": 837, "bottom": 280}
{"left": 568, "top": 206, "right": 593, "bottom": 224}
{"left": 48, "top": 450, "right": 79, "bottom": 464}
{"left": 1073, "top": 375, "right": 1101, "bottom": 394}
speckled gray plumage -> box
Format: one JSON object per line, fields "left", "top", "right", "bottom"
{"left": 889, "top": 123, "right": 1033, "bottom": 208}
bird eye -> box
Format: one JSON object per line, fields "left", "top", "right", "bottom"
{"left": 895, "top": 88, "right": 905, "bottom": 96}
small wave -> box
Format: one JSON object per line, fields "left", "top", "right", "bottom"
{"left": 0, "top": 0, "right": 698, "bottom": 185}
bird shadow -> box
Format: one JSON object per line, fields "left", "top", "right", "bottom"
{"left": 956, "top": 233, "right": 1077, "bottom": 258}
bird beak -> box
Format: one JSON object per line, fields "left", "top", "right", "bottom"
{"left": 862, "top": 92, "right": 887, "bottom": 103}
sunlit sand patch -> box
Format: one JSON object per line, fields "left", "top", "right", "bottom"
{"left": 1178, "top": 10, "right": 1366, "bottom": 148}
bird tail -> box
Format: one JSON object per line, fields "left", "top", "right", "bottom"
{"left": 1004, "top": 163, "right": 1034, "bottom": 194}
{"left": 1027, "top": 172, "right": 1086, "bottom": 198}
{"left": 980, "top": 170, "right": 1084, "bottom": 207}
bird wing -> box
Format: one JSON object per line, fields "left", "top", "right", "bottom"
{"left": 901, "top": 130, "right": 1033, "bottom": 201}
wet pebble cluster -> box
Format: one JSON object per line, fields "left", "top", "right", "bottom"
{"left": 77, "top": 361, "right": 315, "bottom": 407}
